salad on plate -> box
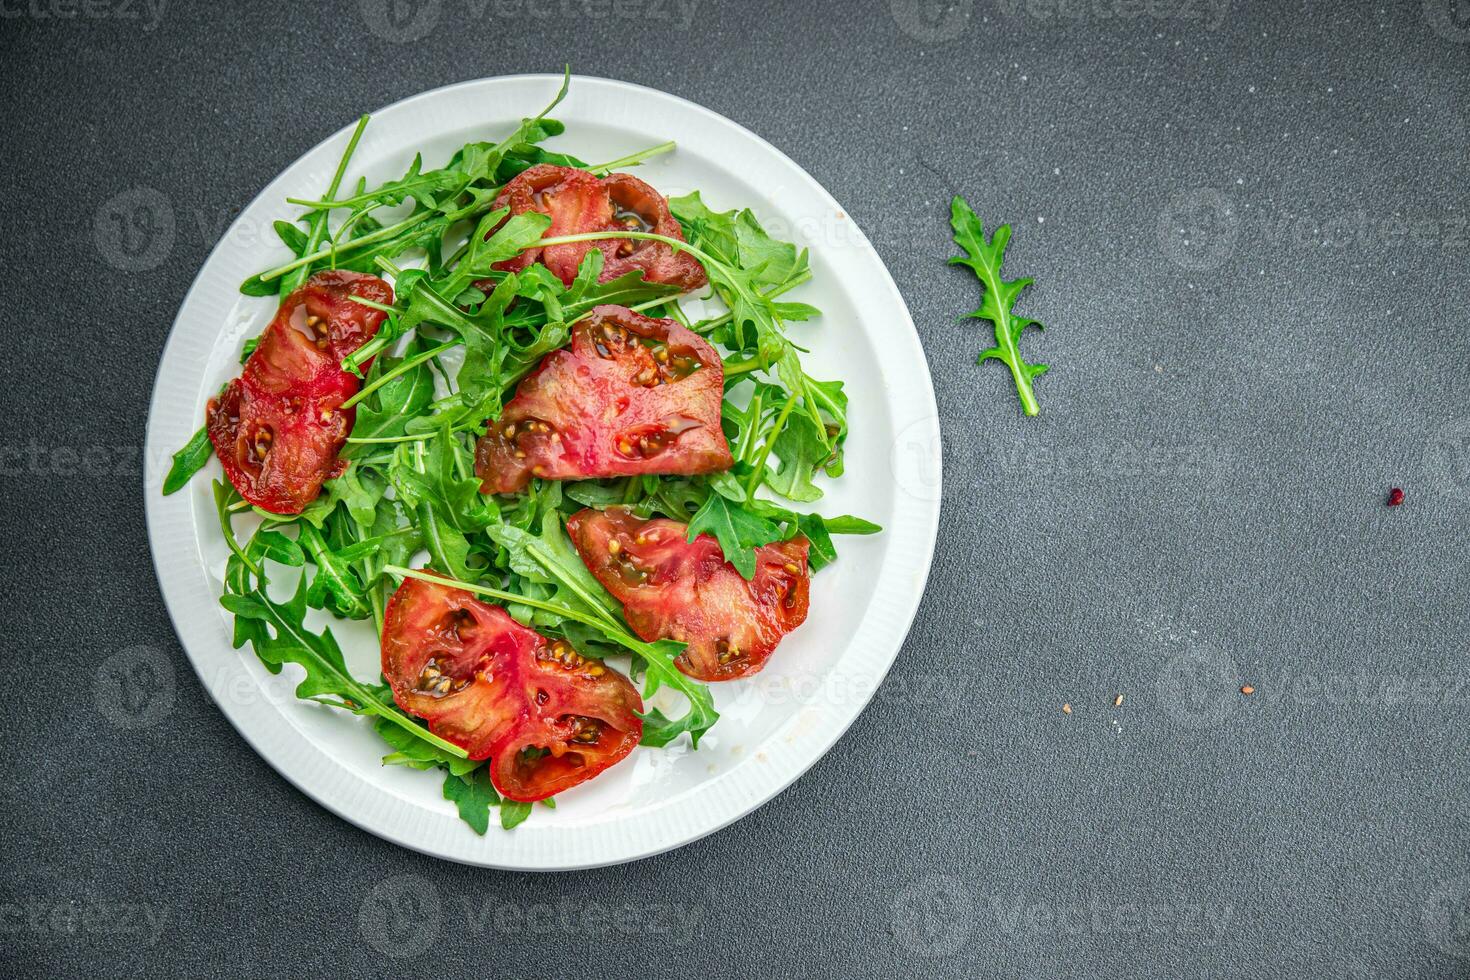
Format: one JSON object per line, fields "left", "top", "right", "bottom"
{"left": 163, "top": 73, "right": 880, "bottom": 832}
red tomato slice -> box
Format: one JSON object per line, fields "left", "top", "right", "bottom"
{"left": 207, "top": 271, "right": 392, "bottom": 514}
{"left": 599, "top": 172, "right": 707, "bottom": 289}
{"left": 488, "top": 164, "right": 707, "bottom": 289}
{"left": 566, "top": 507, "right": 811, "bottom": 682}
{"left": 380, "top": 572, "right": 644, "bottom": 802}
{"left": 475, "top": 304, "right": 733, "bottom": 494}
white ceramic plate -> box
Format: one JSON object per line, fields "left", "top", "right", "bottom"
{"left": 144, "top": 74, "right": 942, "bottom": 870}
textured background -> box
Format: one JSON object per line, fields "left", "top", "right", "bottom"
{"left": 4, "top": 0, "right": 1470, "bottom": 977}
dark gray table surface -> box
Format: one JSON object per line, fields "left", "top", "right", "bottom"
{"left": 4, "top": 1, "right": 1469, "bottom": 977}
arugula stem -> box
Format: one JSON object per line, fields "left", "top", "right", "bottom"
{"left": 722, "top": 357, "right": 763, "bottom": 376}
{"left": 257, "top": 212, "right": 429, "bottom": 282}
{"left": 692, "top": 269, "right": 812, "bottom": 335}
{"left": 283, "top": 114, "right": 370, "bottom": 295}
{"left": 214, "top": 483, "right": 261, "bottom": 576}
{"left": 739, "top": 391, "right": 764, "bottom": 461}
{"left": 745, "top": 392, "right": 799, "bottom": 499}
{"left": 258, "top": 197, "right": 490, "bottom": 283}
{"left": 525, "top": 546, "right": 623, "bottom": 627}
{"left": 536, "top": 230, "right": 719, "bottom": 268}
{"left": 346, "top": 432, "right": 437, "bottom": 445}
{"left": 587, "top": 140, "right": 676, "bottom": 174}
{"left": 341, "top": 340, "right": 459, "bottom": 410}
{"left": 384, "top": 565, "right": 627, "bottom": 641}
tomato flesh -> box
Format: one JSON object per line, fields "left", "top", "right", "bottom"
{"left": 380, "top": 572, "right": 643, "bottom": 802}
{"left": 206, "top": 270, "right": 392, "bottom": 514}
{"left": 566, "top": 507, "right": 812, "bottom": 681}
{"left": 475, "top": 304, "right": 732, "bottom": 493}
{"left": 488, "top": 163, "right": 707, "bottom": 289}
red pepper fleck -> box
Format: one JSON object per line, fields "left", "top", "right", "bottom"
{"left": 1387, "top": 487, "right": 1405, "bottom": 507}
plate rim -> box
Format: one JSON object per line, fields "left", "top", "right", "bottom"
{"left": 143, "top": 72, "right": 943, "bottom": 870}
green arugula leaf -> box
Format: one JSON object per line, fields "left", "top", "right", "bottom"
{"left": 443, "top": 768, "right": 501, "bottom": 835}
{"left": 222, "top": 573, "right": 467, "bottom": 760}
{"left": 374, "top": 717, "right": 479, "bottom": 776}
{"left": 686, "top": 493, "right": 782, "bottom": 580}
{"left": 500, "top": 799, "right": 533, "bottom": 830}
{"left": 162, "top": 426, "right": 211, "bottom": 495}
{"left": 949, "top": 195, "right": 1048, "bottom": 417}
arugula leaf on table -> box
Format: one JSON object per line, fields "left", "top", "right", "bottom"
{"left": 949, "top": 195, "right": 1048, "bottom": 417}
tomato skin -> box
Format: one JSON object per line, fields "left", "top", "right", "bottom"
{"left": 206, "top": 271, "right": 392, "bottom": 514}
{"left": 488, "top": 164, "right": 707, "bottom": 289}
{"left": 566, "top": 507, "right": 812, "bottom": 682}
{"left": 381, "top": 572, "right": 644, "bottom": 802}
{"left": 475, "top": 304, "right": 733, "bottom": 494}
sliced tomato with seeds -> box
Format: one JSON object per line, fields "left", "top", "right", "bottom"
{"left": 489, "top": 163, "right": 616, "bottom": 285}
{"left": 380, "top": 572, "right": 643, "bottom": 802}
{"left": 566, "top": 507, "right": 811, "bottom": 682}
{"left": 598, "top": 172, "right": 708, "bottom": 289}
{"left": 206, "top": 270, "right": 392, "bottom": 514}
{"left": 475, "top": 304, "right": 732, "bottom": 494}
{"left": 486, "top": 164, "right": 707, "bottom": 289}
